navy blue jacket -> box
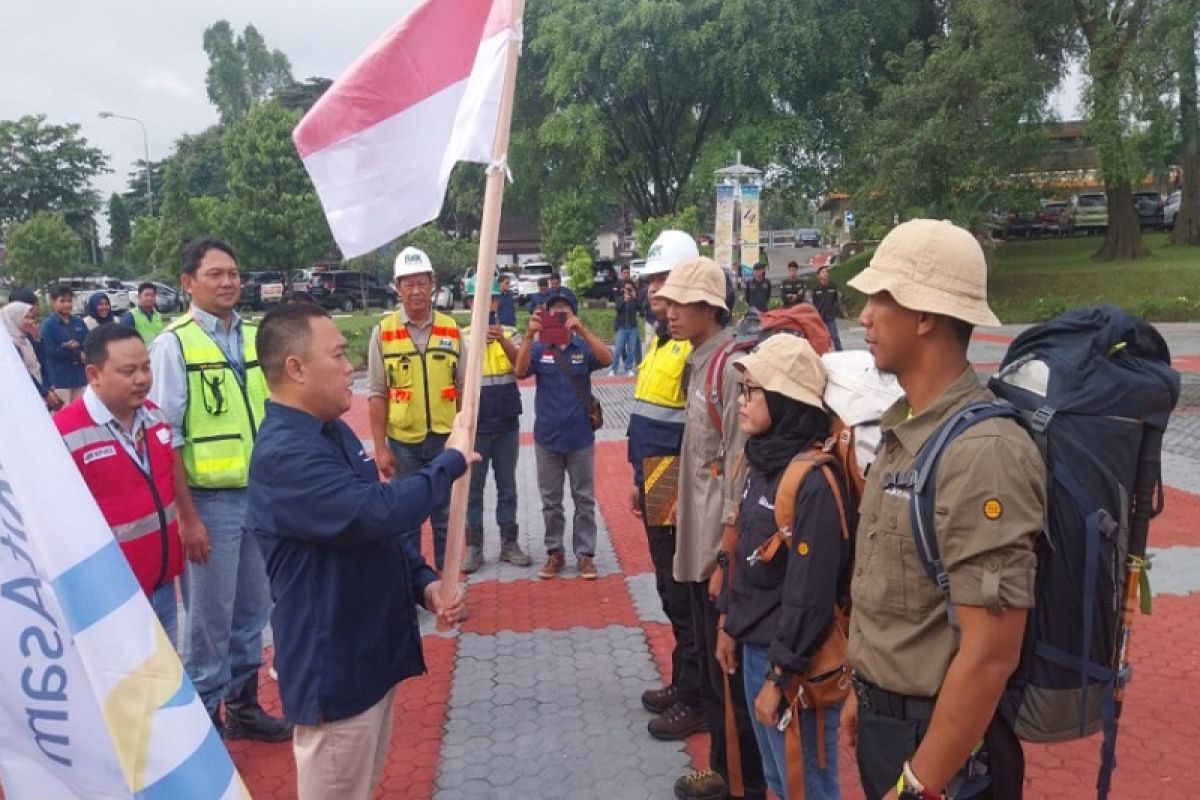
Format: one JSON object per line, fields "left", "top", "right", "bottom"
{"left": 246, "top": 401, "right": 466, "bottom": 724}
{"left": 497, "top": 291, "right": 517, "bottom": 326}
{"left": 529, "top": 337, "right": 603, "bottom": 454}
{"left": 40, "top": 314, "right": 88, "bottom": 389}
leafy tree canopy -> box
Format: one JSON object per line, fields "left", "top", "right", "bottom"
{"left": 5, "top": 212, "right": 83, "bottom": 287}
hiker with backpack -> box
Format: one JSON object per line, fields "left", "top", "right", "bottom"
{"left": 714, "top": 334, "right": 854, "bottom": 800}
{"left": 657, "top": 256, "right": 767, "bottom": 800}
{"left": 842, "top": 219, "right": 1046, "bottom": 800}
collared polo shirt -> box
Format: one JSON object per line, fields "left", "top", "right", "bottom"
{"left": 529, "top": 337, "right": 604, "bottom": 454}
{"left": 82, "top": 387, "right": 154, "bottom": 472}
{"left": 848, "top": 368, "right": 1045, "bottom": 697}
{"left": 246, "top": 401, "right": 466, "bottom": 725}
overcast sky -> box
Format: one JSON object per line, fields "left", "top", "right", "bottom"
{"left": 1, "top": 0, "right": 1083, "bottom": 237}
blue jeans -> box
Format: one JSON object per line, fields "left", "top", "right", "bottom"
{"left": 389, "top": 433, "right": 450, "bottom": 569}
{"left": 823, "top": 318, "right": 843, "bottom": 352}
{"left": 612, "top": 327, "right": 641, "bottom": 373}
{"left": 466, "top": 428, "right": 519, "bottom": 541}
{"left": 150, "top": 579, "right": 179, "bottom": 649}
{"left": 183, "top": 488, "right": 272, "bottom": 713}
{"left": 742, "top": 643, "right": 841, "bottom": 800}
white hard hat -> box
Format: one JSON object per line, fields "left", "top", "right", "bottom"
{"left": 642, "top": 230, "right": 699, "bottom": 276}
{"left": 393, "top": 247, "right": 434, "bottom": 279}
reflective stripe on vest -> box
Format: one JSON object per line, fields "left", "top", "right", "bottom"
{"left": 112, "top": 503, "right": 179, "bottom": 543}
{"left": 629, "top": 398, "right": 687, "bottom": 424}
{"left": 482, "top": 374, "right": 517, "bottom": 386}
{"left": 380, "top": 310, "right": 461, "bottom": 444}
{"left": 167, "top": 314, "right": 268, "bottom": 489}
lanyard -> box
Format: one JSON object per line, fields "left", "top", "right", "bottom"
{"left": 107, "top": 418, "right": 149, "bottom": 473}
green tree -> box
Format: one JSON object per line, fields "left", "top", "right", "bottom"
{"left": 634, "top": 207, "right": 702, "bottom": 257}
{"left": 219, "top": 101, "right": 333, "bottom": 270}
{"left": 121, "top": 159, "right": 164, "bottom": 219}
{"left": 1072, "top": 0, "right": 1161, "bottom": 260}
{"left": 839, "top": 0, "right": 1068, "bottom": 233}
{"left": 563, "top": 245, "right": 594, "bottom": 294}
{"left": 151, "top": 161, "right": 209, "bottom": 272}
{"left": 107, "top": 193, "right": 132, "bottom": 261}
{"left": 0, "top": 115, "right": 109, "bottom": 234}
{"left": 1169, "top": 0, "right": 1200, "bottom": 245}
{"left": 203, "top": 21, "right": 294, "bottom": 124}
{"left": 540, "top": 191, "right": 604, "bottom": 264}
{"left": 5, "top": 212, "right": 82, "bottom": 287}
{"left": 528, "top": 0, "right": 773, "bottom": 218}
{"left": 127, "top": 215, "right": 162, "bottom": 273}
{"left": 391, "top": 224, "right": 479, "bottom": 285}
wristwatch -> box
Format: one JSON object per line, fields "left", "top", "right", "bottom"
{"left": 715, "top": 551, "right": 730, "bottom": 568}
{"left": 764, "top": 666, "right": 789, "bottom": 688}
{"left": 896, "top": 761, "right": 944, "bottom": 800}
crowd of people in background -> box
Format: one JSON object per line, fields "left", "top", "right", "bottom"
{"left": 1, "top": 219, "right": 1032, "bottom": 800}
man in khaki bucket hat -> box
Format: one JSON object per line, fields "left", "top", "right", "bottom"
{"left": 656, "top": 256, "right": 767, "bottom": 800}
{"left": 843, "top": 219, "right": 1045, "bottom": 799}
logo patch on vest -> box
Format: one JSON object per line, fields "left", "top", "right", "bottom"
{"left": 439, "top": 338, "right": 454, "bottom": 348}
{"left": 156, "top": 428, "right": 171, "bottom": 445}
{"left": 983, "top": 498, "right": 1003, "bottom": 520}
{"left": 540, "top": 353, "right": 556, "bottom": 364}
{"left": 570, "top": 352, "right": 584, "bottom": 364}
{"left": 83, "top": 445, "right": 118, "bottom": 464}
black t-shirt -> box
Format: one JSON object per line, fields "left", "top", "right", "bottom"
{"left": 745, "top": 278, "right": 772, "bottom": 312}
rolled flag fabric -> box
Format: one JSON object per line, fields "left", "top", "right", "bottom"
{"left": 295, "top": 0, "right": 521, "bottom": 258}
{"left": 0, "top": 336, "right": 247, "bottom": 799}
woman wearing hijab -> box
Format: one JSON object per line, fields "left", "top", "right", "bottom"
{"left": 714, "top": 334, "right": 854, "bottom": 800}
{"left": 84, "top": 292, "right": 115, "bottom": 330}
{"left": 3, "top": 301, "right": 62, "bottom": 412}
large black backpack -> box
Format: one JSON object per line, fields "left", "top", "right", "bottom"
{"left": 908, "top": 306, "right": 1180, "bottom": 798}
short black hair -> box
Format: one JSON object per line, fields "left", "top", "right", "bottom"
{"left": 84, "top": 323, "right": 143, "bottom": 367}
{"left": 137, "top": 281, "right": 156, "bottom": 294}
{"left": 537, "top": 278, "right": 550, "bottom": 288}
{"left": 754, "top": 262, "right": 766, "bottom": 270}
{"left": 787, "top": 261, "right": 799, "bottom": 270}
{"left": 181, "top": 237, "right": 237, "bottom": 276}
{"left": 951, "top": 318, "right": 974, "bottom": 349}
{"left": 256, "top": 302, "right": 331, "bottom": 384}
{"left": 50, "top": 285, "right": 74, "bottom": 301}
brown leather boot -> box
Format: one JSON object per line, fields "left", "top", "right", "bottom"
{"left": 648, "top": 701, "right": 707, "bottom": 741}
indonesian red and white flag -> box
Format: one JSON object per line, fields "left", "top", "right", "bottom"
{"left": 294, "top": 0, "right": 521, "bottom": 259}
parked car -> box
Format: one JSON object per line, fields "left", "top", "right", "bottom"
{"left": 988, "top": 208, "right": 1039, "bottom": 238}
{"left": 794, "top": 228, "right": 821, "bottom": 247}
{"left": 433, "top": 284, "right": 456, "bottom": 311}
{"left": 51, "top": 276, "right": 132, "bottom": 315}
{"left": 628, "top": 259, "right": 647, "bottom": 280}
{"left": 305, "top": 270, "right": 397, "bottom": 311}
{"left": 239, "top": 271, "right": 286, "bottom": 311}
{"left": 586, "top": 259, "right": 619, "bottom": 300}
{"left": 1164, "top": 190, "right": 1181, "bottom": 230}
{"left": 1070, "top": 192, "right": 1108, "bottom": 235}
{"left": 516, "top": 261, "right": 555, "bottom": 305}
{"left": 1038, "top": 200, "right": 1071, "bottom": 236}
{"left": 1133, "top": 191, "right": 1165, "bottom": 231}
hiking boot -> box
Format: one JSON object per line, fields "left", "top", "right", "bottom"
{"left": 499, "top": 540, "right": 532, "bottom": 567}
{"left": 538, "top": 551, "right": 565, "bottom": 579}
{"left": 462, "top": 545, "right": 483, "bottom": 574}
{"left": 674, "top": 769, "right": 727, "bottom": 800}
{"left": 577, "top": 555, "right": 598, "bottom": 580}
{"left": 641, "top": 684, "right": 678, "bottom": 714}
{"left": 649, "top": 701, "right": 707, "bottom": 741}
{"left": 224, "top": 676, "right": 293, "bottom": 743}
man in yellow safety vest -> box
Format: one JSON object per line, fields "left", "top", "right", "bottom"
{"left": 368, "top": 247, "right": 463, "bottom": 570}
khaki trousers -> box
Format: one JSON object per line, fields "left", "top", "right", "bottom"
{"left": 294, "top": 686, "right": 398, "bottom": 800}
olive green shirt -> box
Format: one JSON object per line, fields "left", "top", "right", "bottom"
{"left": 848, "top": 367, "right": 1045, "bottom": 697}
{"left": 673, "top": 328, "right": 747, "bottom": 584}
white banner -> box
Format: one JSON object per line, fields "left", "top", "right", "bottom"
{"left": 0, "top": 338, "right": 247, "bottom": 799}
{"left": 715, "top": 183, "right": 735, "bottom": 272}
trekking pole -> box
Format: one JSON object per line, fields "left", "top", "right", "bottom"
{"left": 1097, "top": 426, "right": 1163, "bottom": 799}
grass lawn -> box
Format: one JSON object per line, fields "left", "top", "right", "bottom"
{"left": 334, "top": 305, "right": 618, "bottom": 370}
{"left": 836, "top": 232, "right": 1200, "bottom": 323}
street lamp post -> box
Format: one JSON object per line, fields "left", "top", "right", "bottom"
{"left": 98, "top": 111, "right": 153, "bottom": 216}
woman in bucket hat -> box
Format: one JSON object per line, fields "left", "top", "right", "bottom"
{"left": 843, "top": 219, "right": 1043, "bottom": 800}
{"left": 715, "top": 335, "right": 853, "bottom": 800}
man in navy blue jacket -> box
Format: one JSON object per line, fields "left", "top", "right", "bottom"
{"left": 40, "top": 285, "right": 89, "bottom": 404}
{"left": 246, "top": 302, "right": 472, "bottom": 800}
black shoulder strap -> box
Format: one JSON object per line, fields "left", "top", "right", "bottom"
{"left": 907, "top": 401, "right": 1024, "bottom": 627}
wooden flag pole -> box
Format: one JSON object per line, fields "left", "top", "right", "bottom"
{"left": 440, "top": 0, "right": 527, "bottom": 610}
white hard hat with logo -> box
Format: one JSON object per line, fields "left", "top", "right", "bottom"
{"left": 642, "top": 230, "right": 699, "bottom": 277}
{"left": 393, "top": 247, "right": 434, "bottom": 279}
